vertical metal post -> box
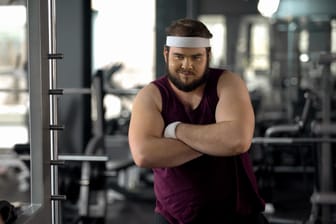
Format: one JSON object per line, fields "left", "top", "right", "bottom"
{"left": 48, "top": 0, "right": 60, "bottom": 223}
{"left": 16, "top": 0, "right": 65, "bottom": 223}
{"left": 320, "top": 61, "right": 332, "bottom": 223}
{"left": 286, "top": 21, "right": 296, "bottom": 121}
{"left": 29, "top": 0, "right": 52, "bottom": 212}
{"left": 14, "top": 0, "right": 53, "bottom": 223}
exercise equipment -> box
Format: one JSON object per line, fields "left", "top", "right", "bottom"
{"left": 52, "top": 69, "right": 153, "bottom": 224}
{"left": 306, "top": 52, "right": 336, "bottom": 224}
{"left": 253, "top": 91, "right": 316, "bottom": 224}
{"left": 253, "top": 52, "right": 336, "bottom": 224}
{"left": 10, "top": 66, "right": 149, "bottom": 224}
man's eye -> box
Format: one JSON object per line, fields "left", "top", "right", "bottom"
{"left": 193, "top": 55, "right": 202, "bottom": 60}
{"left": 175, "top": 55, "right": 184, "bottom": 60}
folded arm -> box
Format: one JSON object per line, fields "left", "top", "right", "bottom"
{"left": 128, "top": 84, "right": 202, "bottom": 168}
{"left": 175, "top": 71, "right": 255, "bottom": 156}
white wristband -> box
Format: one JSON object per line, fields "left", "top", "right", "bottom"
{"left": 164, "top": 121, "right": 181, "bottom": 139}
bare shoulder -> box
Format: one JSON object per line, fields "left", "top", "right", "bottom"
{"left": 217, "top": 70, "right": 247, "bottom": 93}
{"left": 219, "top": 70, "right": 245, "bottom": 85}
{"left": 134, "top": 83, "right": 162, "bottom": 111}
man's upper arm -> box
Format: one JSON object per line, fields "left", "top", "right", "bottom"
{"left": 215, "top": 72, "right": 255, "bottom": 126}
{"left": 128, "top": 84, "right": 164, "bottom": 152}
{"left": 214, "top": 72, "right": 255, "bottom": 151}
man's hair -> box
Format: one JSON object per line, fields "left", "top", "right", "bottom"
{"left": 165, "top": 18, "right": 213, "bottom": 38}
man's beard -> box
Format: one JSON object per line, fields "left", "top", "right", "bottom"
{"left": 166, "top": 61, "right": 210, "bottom": 92}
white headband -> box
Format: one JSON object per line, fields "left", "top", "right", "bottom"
{"left": 166, "top": 36, "right": 211, "bottom": 48}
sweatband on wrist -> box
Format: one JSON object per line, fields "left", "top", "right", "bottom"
{"left": 164, "top": 121, "right": 181, "bottom": 139}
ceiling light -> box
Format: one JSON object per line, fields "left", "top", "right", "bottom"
{"left": 257, "top": 0, "right": 280, "bottom": 18}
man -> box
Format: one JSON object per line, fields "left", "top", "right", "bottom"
{"left": 0, "top": 200, "right": 17, "bottom": 224}
{"left": 128, "top": 18, "right": 266, "bottom": 224}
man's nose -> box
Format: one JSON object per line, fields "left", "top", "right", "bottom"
{"left": 181, "top": 58, "right": 193, "bottom": 69}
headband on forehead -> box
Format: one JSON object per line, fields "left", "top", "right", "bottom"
{"left": 166, "top": 36, "right": 211, "bottom": 48}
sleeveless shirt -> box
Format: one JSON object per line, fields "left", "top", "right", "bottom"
{"left": 152, "top": 68, "right": 265, "bottom": 224}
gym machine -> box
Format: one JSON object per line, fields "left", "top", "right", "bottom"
{"left": 253, "top": 52, "right": 336, "bottom": 224}
{"left": 58, "top": 69, "right": 152, "bottom": 224}
{"left": 306, "top": 52, "right": 336, "bottom": 224}
{"left": 13, "top": 68, "right": 153, "bottom": 224}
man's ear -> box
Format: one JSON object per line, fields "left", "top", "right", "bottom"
{"left": 163, "top": 47, "right": 169, "bottom": 63}
{"left": 207, "top": 49, "right": 212, "bottom": 60}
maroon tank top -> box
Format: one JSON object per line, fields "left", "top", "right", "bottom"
{"left": 152, "top": 68, "right": 265, "bottom": 224}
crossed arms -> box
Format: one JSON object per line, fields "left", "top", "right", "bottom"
{"left": 128, "top": 71, "right": 255, "bottom": 168}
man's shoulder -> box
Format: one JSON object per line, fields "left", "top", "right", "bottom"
{"left": 140, "top": 82, "right": 161, "bottom": 95}
{"left": 133, "top": 83, "right": 162, "bottom": 110}
{"left": 216, "top": 69, "right": 247, "bottom": 90}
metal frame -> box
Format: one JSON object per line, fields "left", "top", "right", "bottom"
{"left": 15, "top": 0, "right": 52, "bottom": 223}
{"left": 14, "top": 0, "right": 66, "bottom": 222}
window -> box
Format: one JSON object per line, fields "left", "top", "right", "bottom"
{"left": 198, "top": 15, "right": 226, "bottom": 67}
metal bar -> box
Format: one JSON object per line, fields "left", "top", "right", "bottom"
{"left": 0, "top": 88, "right": 28, "bottom": 92}
{"left": 311, "top": 122, "right": 336, "bottom": 135}
{"left": 311, "top": 192, "right": 336, "bottom": 205}
{"left": 58, "top": 154, "right": 108, "bottom": 162}
{"left": 267, "top": 217, "right": 303, "bottom": 224}
{"left": 48, "top": 0, "right": 60, "bottom": 223}
{"left": 265, "top": 124, "right": 300, "bottom": 137}
{"left": 320, "top": 51, "right": 333, "bottom": 222}
{"left": 92, "top": 74, "right": 105, "bottom": 136}
{"left": 50, "top": 160, "right": 66, "bottom": 166}
{"left": 48, "top": 89, "right": 63, "bottom": 95}
{"left": 48, "top": 53, "right": 64, "bottom": 59}
{"left": 49, "top": 125, "right": 65, "bottom": 131}
{"left": 60, "top": 87, "right": 138, "bottom": 95}
{"left": 49, "top": 88, "right": 92, "bottom": 95}
{"left": 50, "top": 195, "right": 67, "bottom": 201}
{"left": 17, "top": 154, "right": 109, "bottom": 163}
{"left": 63, "top": 88, "right": 92, "bottom": 94}
{"left": 105, "top": 87, "right": 139, "bottom": 96}
{"left": 50, "top": 87, "right": 138, "bottom": 95}
{"left": 252, "top": 137, "right": 336, "bottom": 144}
{"left": 318, "top": 52, "right": 336, "bottom": 64}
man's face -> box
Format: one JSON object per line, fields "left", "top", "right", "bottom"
{"left": 164, "top": 47, "right": 209, "bottom": 92}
